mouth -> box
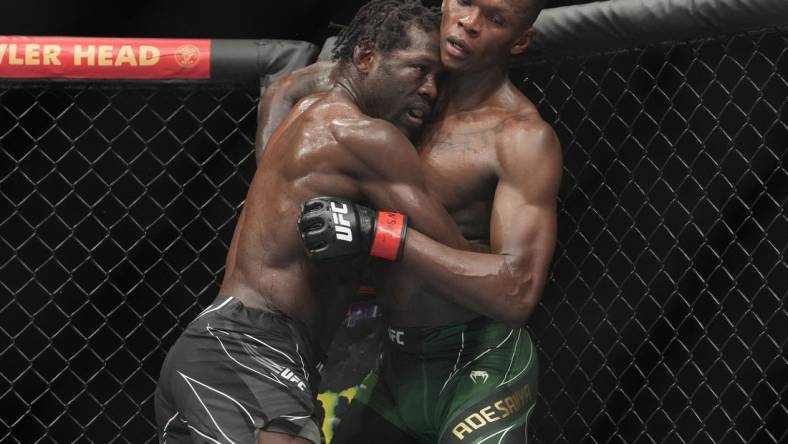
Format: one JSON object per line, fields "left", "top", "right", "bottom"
{"left": 446, "top": 36, "right": 470, "bottom": 58}
{"left": 405, "top": 107, "right": 426, "bottom": 125}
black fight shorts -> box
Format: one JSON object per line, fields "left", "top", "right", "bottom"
{"left": 154, "top": 297, "right": 324, "bottom": 443}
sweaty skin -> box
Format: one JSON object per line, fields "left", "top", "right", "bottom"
{"left": 380, "top": 0, "right": 562, "bottom": 328}
{"left": 259, "top": 0, "right": 561, "bottom": 330}
{"left": 386, "top": 87, "right": 561, "bottom": 327}
{"left": 219, "top": 27, "right": 466, "bottom": 357}
{"left": 254, "top": 2, "right": 560, "bottom": 442}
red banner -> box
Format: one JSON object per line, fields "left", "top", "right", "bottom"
{"left": 0, "top": 36, "right": 211, "bottom": 79}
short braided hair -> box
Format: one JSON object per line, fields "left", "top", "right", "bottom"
{"left": 332, "top": 0, "right": 441, "bottom": 64}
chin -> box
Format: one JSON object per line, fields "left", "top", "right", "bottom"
{"left": 397, "top": 124, "right": 419, "bottom": 142}
{"left": 440, "top": 52, "right": 457, "bottom": 69}
{"left": 441, "top": 54, "right": 469, "bottom": 72}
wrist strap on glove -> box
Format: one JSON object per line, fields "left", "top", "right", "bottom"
{"left": 297, "top": 196, "right": 408, "bottom": 261}
{"left": 369, "top": 211, "right": 407, "bottom": 261}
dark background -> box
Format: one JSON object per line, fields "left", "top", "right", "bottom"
{"left": 0, "top": 0, "right": 590, "bottom": 43}
{"left": 0, "top": 1, "right": 785, "bottom": 444}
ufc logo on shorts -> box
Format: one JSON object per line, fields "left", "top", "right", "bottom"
{"left": 280, "top": 368, "right": 307, "bottom": 391}
{"left": 387, "top": 327, "right": 404, "bottom": 345}
{"left": 330, "top": 202, "right": 353, "bottom": 242}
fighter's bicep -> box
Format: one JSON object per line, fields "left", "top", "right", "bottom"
{"left": 344, "top": 127, "right": 431, "bottom": 204}
{"left": 489, "top": 182, "right": 557, "bottom": 259}
{"left": 334, "top": 118, "right": 420, "bottom": 175}
{"left": 490, "top": 119, "right": 562, "bottom": 259}
{"left": 338, "top": 122, "right": 465, "bottom": 246}
{"left": 358, "top": 179, "right": 423, "bottom": 211}
{"left": 358, "top": 166, "right": 467, "bottom": 248}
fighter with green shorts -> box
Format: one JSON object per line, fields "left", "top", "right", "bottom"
{"left": 332, "top": 318, "right": 537, "bottom": 444}
{"left": 275, "top": 0, "right": 559, "bottom": 442}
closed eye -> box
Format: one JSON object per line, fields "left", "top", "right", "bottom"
{"left": 487, "top": 13, "right": 505, "bottom": 25}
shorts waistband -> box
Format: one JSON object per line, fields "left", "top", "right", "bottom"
{"left": 384, "top": 317, "right": 523, "bottom": 355}
{"left": 196, "top": 296, "right": 326, "bottom": 369}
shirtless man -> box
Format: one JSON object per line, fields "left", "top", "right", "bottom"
{"left": 153, "top": 2, "right": 468, "bottom": 443}
{"left": 264, "top": 0, "right": 560, "bottom": 443}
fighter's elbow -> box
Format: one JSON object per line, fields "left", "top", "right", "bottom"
{"left": 498, "top": 293, "right": 536, "bottom": 328}
{"left": 496, "top": 265, "right": 540, "bottom": 327}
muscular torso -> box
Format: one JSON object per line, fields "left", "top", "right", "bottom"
{"left": 379, "top": 91, "right": 540, "bottom": 327}
{"left": 219, "top": 95, "right": 375, "bottom": 352}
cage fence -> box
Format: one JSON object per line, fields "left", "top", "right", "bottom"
{"left": 1, "top": 27, "right": 786, "bottom": 444}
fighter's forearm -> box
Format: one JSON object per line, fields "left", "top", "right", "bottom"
{"left": 402, "top": 200, "right": 467, "bottom": 251}
{"left": 402, "top": 229, "right": 544, "bottom": 327}
{"left": 359, "top": 170, "right": 467, "bottom": 251}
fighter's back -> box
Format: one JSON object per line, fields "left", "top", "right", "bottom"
{"left": 156, "top": 91, "right": 390, "bottom": 444}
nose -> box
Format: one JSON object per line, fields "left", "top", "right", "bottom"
{"left": 418, "top": 73, "right": 438, "bottom": 102}
{"left": 458, "top": 8, "right": 481, "bottom": 38}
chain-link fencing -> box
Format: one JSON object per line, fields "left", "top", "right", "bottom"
{"left": 1, "top": 27, "right": 786, "bottom": 443}
{"left": 516, "top": 27, "right": 787, "bottom": 444}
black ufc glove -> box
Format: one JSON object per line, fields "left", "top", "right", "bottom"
{"left": 297, "top": 196, "right": 408, "bottom": 261}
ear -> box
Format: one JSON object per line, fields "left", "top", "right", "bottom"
{"left": 352, "top": 44, "right": 377, "bottom": 75}
{"left": 510, "top": 27, "right": 534, "bottom": 56}
{"left": 441, "top": 0, "right": 446, "bottom": 13}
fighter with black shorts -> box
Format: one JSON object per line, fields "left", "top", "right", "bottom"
{"left": 155, "top": 297, "right": 324, "bottom": 442}
{"left": 154, "top": 1, "right": 472, "bottom": 442}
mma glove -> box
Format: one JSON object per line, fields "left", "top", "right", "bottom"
{"left": 297, "top": 196, "right": 407, "bottom": 261}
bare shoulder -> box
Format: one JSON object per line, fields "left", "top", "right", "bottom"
{"left": 291, "top": 91, "right": 418, "bottom": 178}
{"left": 328, "top": 113, "right": 409, "bottom": 155}
{"left": 290, "top": 94, "right": 408, "bottom": 157}
{"left": 495, "top": 109, "right": 561, "bottom": 169}
{"left": 320, "top": 109, "right": 421, "bottom": 181}
{"left": 292, "top": 93, "right": 323, "bottom": 114}
{"left": 490, "top": 107, "right": 562, "bottom": 201}
{"left": 294, "top": 94, "right": 368, "bottom": 137}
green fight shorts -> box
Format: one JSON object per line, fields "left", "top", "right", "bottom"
{"left": 354, "top": 317, "right": 538, "bottom": 444}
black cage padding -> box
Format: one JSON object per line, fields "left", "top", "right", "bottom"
{"left": 211, "top": 39, "right": 318, "bottom": 83}
{"left": 527, "top": 0, "right": 788, "bottom": 59}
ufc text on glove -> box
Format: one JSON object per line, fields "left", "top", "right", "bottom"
{"left": 297, "top": 196, "right": 407, "bottom": 261}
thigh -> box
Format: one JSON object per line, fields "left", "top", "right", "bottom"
{"left": 155, "top": 398, "right": 192, "bottom": 444}
{"left": 157, "top": 321, "right": 321, "bottom": 444}
{"left": 437, "top": 385, "right": 536, "bottom": 444}
{"left": 437, "top": 330, "right": 539, "bottom": 444}
{"left": 439, "top": 421, "right": 529, "bottom": 444}
{"left": 258, "top": 430, "right": 315, "bottom": 444}
{"left": 332, "top": 401, "right": 420, "bottom": 444}
{"left": 331, "top": 364, "right": 420, "bottom": 444}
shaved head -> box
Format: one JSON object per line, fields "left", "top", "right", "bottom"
{"left": 512, "top": 0, "right": 547, "bottom": 26}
